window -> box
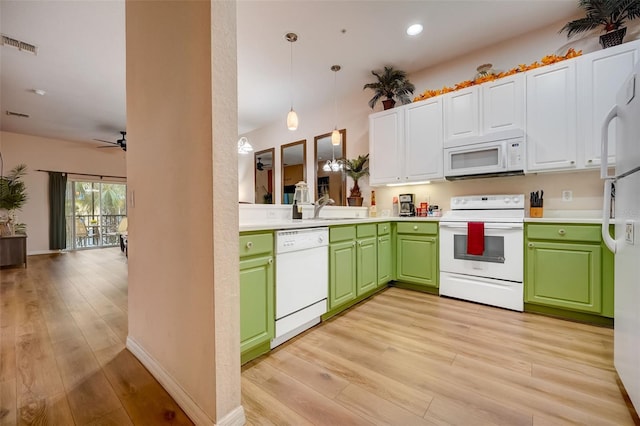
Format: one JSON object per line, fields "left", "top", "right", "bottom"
{"left": 65, "top": 181, "right": 127, "bottom": 250}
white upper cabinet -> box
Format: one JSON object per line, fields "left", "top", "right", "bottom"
{"left": 404, "top": 98, "right": 444, "bottom": 181}
{"left": 577, "top": 40, "right": 640, "bottom": 169}
{"left": 444, "top": 87, "right": 479, "bottom": 144}
{"left": 369, "top": 98, "right": 444, "bottom": 186}
{"left": 482, "top": 74, "right": 525, "bottom": 135}
{"left": 369, "top": 108, "right": 403, "bottom": 186}
{"left": 526, "top": 59, "right": 577, "bottom": 172}
{"left": 444, "top": 74, "right": 525, "bottom": 146}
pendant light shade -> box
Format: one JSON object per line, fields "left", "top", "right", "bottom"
{"left": 287, "top": 108, "right": 299, "bottom": 131}
{"left": 331, "top": 65, "right": 341, "bottom": 145}
{"left": 331, "top": 129, "right": 341, "bottom": 146}
{"left": 285, "top": 33, "right": 299, "bottom": 131}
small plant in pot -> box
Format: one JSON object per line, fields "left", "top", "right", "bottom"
{"left": 0, "top": 164, "right": 28, "bottom": 236}
{"left": 344, "top": 154, "right": 369, "bottom": 207}
{"left": 363, "top": 66, "right": 415, "bottom": 110}
{"left": 560, "top": 0, "right": 640, "bottom": 48}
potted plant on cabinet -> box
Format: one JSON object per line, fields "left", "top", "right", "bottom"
{"left": 560, "top": 0, "right": 640, "bottom": 48}
{"left": 363, "top": 66, "right": 415, "bottom": 110}
{"left": 344, "top": 154, "right": 369, "bottom": 207}
{"left": 0, "top": 164, "right": 28, "bottom": 236}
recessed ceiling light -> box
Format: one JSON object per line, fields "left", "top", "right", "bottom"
{"left": 33, "top": 89, "right": 46, "bottom": 96}
{"left": 406, "top": 24, "right": 423, "bottom": 36}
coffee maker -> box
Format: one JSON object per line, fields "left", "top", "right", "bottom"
{"left": 399, "top": 194, "right": 415, "bottom": 217}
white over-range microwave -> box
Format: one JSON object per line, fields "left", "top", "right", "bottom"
{"left": 444, "top": 131, "right": 525, "bottom": 180}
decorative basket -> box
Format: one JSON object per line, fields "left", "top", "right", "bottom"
{"left": 600, "top": 27, "right": 626, "bottom": 49}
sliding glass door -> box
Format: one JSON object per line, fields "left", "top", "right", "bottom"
{"left": 65, "top": 181, "right": 127, "bottom": 250}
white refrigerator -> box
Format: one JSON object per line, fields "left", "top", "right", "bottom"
{"left": 602, "top": 60, "right": 640, "bottom": 412}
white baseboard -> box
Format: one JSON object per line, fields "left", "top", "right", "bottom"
{"left": 27, "top": 249, "right": 62, "bottom": 256}
{"left": 126, "top": 336, "right": 246, "bottom": 426}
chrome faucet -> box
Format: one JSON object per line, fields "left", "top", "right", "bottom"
{"left": 313, "top": 194, "right": 335, "bottom": 219}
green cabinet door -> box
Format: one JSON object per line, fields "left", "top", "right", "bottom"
{"left": 357, "top": 236, "right": 378, "bottom": 295}
{"left": 396, "top": 234, "right": 438, "bottom": 287}
{"left": 329, "top": 239, "right": 357, "bottom": 310}
{"left": 377, "top": 233, "right": 393, "bottom": 286}
{"left": 240, "top": 254, "right": 274, "bottom": 357}
{"left": 526, "top": 241, "right": 602, "bottom": 313}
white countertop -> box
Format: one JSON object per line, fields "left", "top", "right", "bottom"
{"left": 240, "top": 216, "right": 440, "bottom": 232}
{"left": 524, "top": 210, "right": 605, "bottom": 224}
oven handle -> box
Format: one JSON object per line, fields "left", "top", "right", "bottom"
{"left": 439, "top": 222, "right": 523, "bottom": 230}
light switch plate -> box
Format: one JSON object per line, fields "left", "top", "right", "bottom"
{"left": 561, "top": 190, "right": 573, "bottom": 202}
{"left": 625, "top": 221, "right": 635, "bottom": 245}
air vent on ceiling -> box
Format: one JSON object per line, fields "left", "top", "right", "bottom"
{"left": 1, "top": 34, "right": 38, "bottom": 55}
{"left": 6, "top": 111, "right": 30, "bottom": 118}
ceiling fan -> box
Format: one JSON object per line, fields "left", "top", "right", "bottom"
{"left": 256, "top": 157, "right": 272, "bottom": 171}
{"left": 95, "top": 131, "right": 127, "bottom": 151}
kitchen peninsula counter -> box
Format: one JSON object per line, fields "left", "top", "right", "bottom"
{"left": 240, "top": 216, "right": 440, "bottom": 232}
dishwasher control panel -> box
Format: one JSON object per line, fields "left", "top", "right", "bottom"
{"left": 276, "top": 227, "right": 329, "bottom": 253}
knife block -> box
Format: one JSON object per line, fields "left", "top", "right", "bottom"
{"left": 530, "top": 207, "right": 543, "bottom": 218}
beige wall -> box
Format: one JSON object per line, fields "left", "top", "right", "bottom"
{"left": 239, "top": 17, "right": 639, "bottom": 212}
{"left": 126, "top": 1, "right": 241, "bottom": 424}
{"left": 0, "top": 131, "right": 126, "bottom": 254}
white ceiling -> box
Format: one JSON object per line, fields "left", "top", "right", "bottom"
{"left": 0, "top": 0, "right": 580, "bottom": 147}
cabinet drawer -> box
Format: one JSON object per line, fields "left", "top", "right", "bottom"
{"left": 527, "top": 224, "right": 600, "bottom": 243}
{"left": 330, "top": 225, "right": 356, "bottom": 243}
{"left": 396, "top": 222, "right": 438, "bottom": 235}
{"left": 357, "top": 224, "right": 377, "bottom": 238}
{"left": 239, "top": 232, "right": 273, "bottom": 257}
{"left": 377, "top": 222, "right": 391, "bottom": 236}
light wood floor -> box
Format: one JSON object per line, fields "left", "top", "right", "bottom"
{"left": 0, "top": 248, "right": 192, "bottom": 425}
{"left": 2, "top": 249, "right": 638, "bottom": 425}
{"left": 243, "top": 289, "right": 639, "bottom": 426}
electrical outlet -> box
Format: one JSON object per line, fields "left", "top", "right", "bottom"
{"left": 625, "top": 221, "right": 635, "bottom": 245}
{"left": 561, "top": 190, "right": 573, "bottom": 202}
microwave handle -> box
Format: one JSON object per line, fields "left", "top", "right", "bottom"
{"left": 502, "top": 144, "right": 507, "bottom": 169}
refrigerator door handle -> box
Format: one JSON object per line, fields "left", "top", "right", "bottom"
{"left": 601, "top": 105, "right": 618, "bottom": 179}
{"left": 602, "top": 178, "right": 619, "bottom": 253}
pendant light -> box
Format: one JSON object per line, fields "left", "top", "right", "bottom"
{"left": 285, "top": 33, "right": 299, "bottom": 131}
{"left": 330, "top": 65, "right": 341, "bottom": 146}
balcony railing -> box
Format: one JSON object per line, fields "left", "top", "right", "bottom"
{"left": 66, "top": 214, "right": 126, "bottom": 249}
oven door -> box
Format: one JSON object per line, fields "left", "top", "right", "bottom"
{"left": 439, "top": 221, "right": 523, "bottom": 282}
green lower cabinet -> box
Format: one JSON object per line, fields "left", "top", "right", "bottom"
{"left": 524, "top": 223, "right": 613, "bottom": 323}
{"left": 329, "top": 239, "right": 357, "bottom": 310}
{"left": 357, "top": 236, "right": 378, "bottom": 294}
{"left": 525, "top": 241, "right": 602, "bottom": 313}
{"left": 240, "top": 232, "right": 274, "bottom": 364}
{"left": 396, "top": 233, "right": 438, "bottom": 288}
{"left": 377, "top": 233, "right": 393, "bottom": 286}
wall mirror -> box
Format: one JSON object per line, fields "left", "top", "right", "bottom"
{"left": 281, "top": 139, "right": 306, "bottom": 204}
{"left": 254, "top": 148, "right": 274, "bottom": 204}
{"left": 314, "top": 129, "right": 346, "bottom": 206}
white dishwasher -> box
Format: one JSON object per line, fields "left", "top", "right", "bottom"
{"left": 271, "top": 227, "right": 328, "bottom": 348}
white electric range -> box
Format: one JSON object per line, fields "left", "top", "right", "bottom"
{"left": 439, "top": 194, "right": 525, "bottom": 311}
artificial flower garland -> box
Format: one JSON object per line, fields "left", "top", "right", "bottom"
{"left": 413, "top": 48, "right": 582, "bottom": 102}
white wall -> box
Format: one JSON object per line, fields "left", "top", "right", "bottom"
{"left": 0, "top": 131, "right": 126, "bottom": 254}
{"left": 240, "top": 17, "right": 640, "bottom": 212}
{"left": 126, "top": 1, "right": 242, "bottom": 424}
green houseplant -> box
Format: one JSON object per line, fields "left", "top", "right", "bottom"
{"left": 560, "top": 0, "right": 640, "bottom": 48}
{"left": 344, "top": 154, "right": 369, "bottom": 207}
{"left": 363, "top": 66, "right": 415, "bottom": 110}
{"left": 0, "top": 164, "right": 28, "bottom": 235}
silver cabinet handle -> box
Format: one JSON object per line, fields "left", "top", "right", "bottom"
{"left": 358, "top": 241, "right": 363, "bottom": 246}
{"left": 588, "top": 159, "right": 593, "bottom": 163}
{"left": 558, "top": 229, "right": 566, "bottom": 235}
{"left": 528, "top": 242, "right": 534, "bottom": 248}
{"left": 268, "top": 258, "right": 273, "bottom": 265}
{"left": 246, "top": 241, "right": 253, "bottom": 249}
{"left": 352, "top": 241, "right": 356, "bottom": 247}
{"left": 384, "top": 226, "right": 388, "bottom": 231}
{"left": 413, "top": 225, "right": 418, "bottom": 231}
{"left": 570, "top": 160, "right": 575, "bottom": 165}
{"left": 379, "top": 238, "right": 383, "bottom": 243}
